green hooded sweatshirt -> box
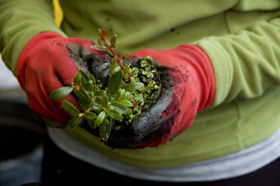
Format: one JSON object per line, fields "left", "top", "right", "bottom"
{"left": 1, "top": 0, "right": 280, "bottom": 168}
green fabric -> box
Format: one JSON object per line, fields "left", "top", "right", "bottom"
{"left": 0, "top": 0, "right": 66, "bottom": 76}
{"left": 1, "top": 0, "right": 280, "bottom": 168}
{"left": 65, "top": 87, "right": 280, "bottom": 168}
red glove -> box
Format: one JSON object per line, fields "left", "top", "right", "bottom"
{"left": 16, "top": 32, "right": 107, "bottom": 127}
{"left": 106, "top": 45, "right": 215, "bottom": 148}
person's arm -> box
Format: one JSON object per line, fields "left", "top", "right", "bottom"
{"left": 108, "top": 11, "right": 280, "bottom": 148}
{"left": 0, "top": 0, "right": 66, "bottom": 75}
{"left": 194, "top": 15, "right": 280, "bottom": 106}
{"left": 0, "top": 0, "right": 110, "bottom": 128}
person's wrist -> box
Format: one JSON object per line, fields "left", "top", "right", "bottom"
{"left": 179, "top": 45, "right": 215, "bottom": 111}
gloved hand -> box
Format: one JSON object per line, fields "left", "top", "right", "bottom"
{"left": 104, "top": 45, "right": 215, "bottom": 148}
{"left": 17, "top": 32, "right": 111, "bottom": 128}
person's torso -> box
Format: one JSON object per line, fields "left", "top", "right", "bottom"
{"left": 59, "top": 0, "right": 280, "bottom": 167}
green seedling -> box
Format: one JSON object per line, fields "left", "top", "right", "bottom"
{"left": 50, "top": 28, "right": 159, "bottom": 142}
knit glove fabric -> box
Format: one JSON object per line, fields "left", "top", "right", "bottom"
{"left": 16, "top": 32, "right": 110, "bottom": 128}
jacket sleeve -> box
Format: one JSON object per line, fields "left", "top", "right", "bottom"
{"left": 0, "top": 0, "right": 66, "bottom": 75}
{"left": 194, "top": 13, "right": 280, "bottom": 106}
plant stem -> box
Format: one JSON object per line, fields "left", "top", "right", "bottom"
{"left": 131, "top": 98, "right": 140, "bottom": 109}
{"left": 102, "top": 37, "right": 131, "bottom": 81}
{"left": 103, "top": 40, "right": 125, "bottom": 69}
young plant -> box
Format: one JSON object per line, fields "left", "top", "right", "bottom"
{"left": 50, "top": 28, "right": 160, "bottom": 142}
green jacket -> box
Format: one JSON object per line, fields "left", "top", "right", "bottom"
{"left": 1, "top": 0, "right": 280, "bottom": 168}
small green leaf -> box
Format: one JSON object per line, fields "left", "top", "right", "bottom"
{"left": 110, "top": 101, "right": 129, "bottom": 114}
{"left": 94, "top": 111, "right": 105, "bottom": 127}
{"left": 98, "top": 38, "right": 107, "bottom": 47}
{"left": 125, "top": 91, "right": 131, "bottom": 97}
{"left": 84, "top": 112, "right": 97, "bottom": 120}
{"left": 98, "top": 28, "right": 103, "bottom": 36}
{"left": 92, "top": 103, "right": 102, "bottom": 111}
{"left": 131, "top": 67, "right": 139, "bottom": 77}
{"left": 107, "top": 70, "right": 123, "bottom": 95}
{"left": 77, "top": 88, "right": 92, "bottom": 102}
{"left": 68, "top": 116, "right": 82, "bottom": 128}
{"left": 110, "top": 56, "right": 118, "bottom": 66}
{"left": 118, "top": 89, "right": 126, "bottom": 100}
{"left": 99, "top": 121, "right": 111, "bottom": 142}
{"left": 95, "top": 97, "right": 102, "bottom": 104}
{"left": 127, "top": 108, "right": 132, "bottom": 114}
{"left": 124, "top": 74, "right": 129, "bottom": 80}
{"left": 110, "top": 34, "right": 117, "bottom": 48}
{"left": 141, "top": 60, "right": 148, "bottom": 67}
{"left": 104, "top": 118, "right": 110, "bottom": 124}
{"left": 106, "top": 49, "right": 114, "bottom": 56}
{"left": 124, "top": 65, "right": 132, "bottom": 73}
{"left": 146, "top": 72, "right": 154, "bottom": 78}
{"left": 88, "top": 74, "right": 96, "bottom": 87}
{"left": 88, "top": 80, "right": 93, "bottom": 85}
{"left": 89, "top": 92, "right": 94, "bottom": 100}
{"left": 79, "top": 100, "right": 93, "bottom": 111}
{"left": 113, "top": 93, "right": 119, "bottom": 101}
{"left": 133, "top": 94, "right": 144, "bottom": 103}
{"left": 123, "top": 82, "right": 144, "bottom": 92}
{"left": 91, "top": 44, "right": 107, "bottom": 51}
{"left": 105, "top": 105, "right": 113, "bottom": 111}
{"left": 49, "top": 87, "right": 73, "bottom": 100}
{"left": 122, "top": 53, "right": 130, "bottom": 59}
{"left": 95, "top": 90, "right": 106, "bottom": 96}
{"left": 82, "top": 81, "right": 94, "bottom": 92}
{"left": 102, "top": 94, "right": 109, "bottom": 108}
{"left": 119, "top": 100, "right": 133, "bottom": 107}
{"left": 110, "top": 65, "right": 121, "bottom": 75}
{"left": 106, "top": 109, "right": 122, "bottom": 120}
{"left": 73, "top": 71, "right": 82, "bottom": 86}
{"left": 145, "top": 55, "right": 153, "bottom": 62}
{"left": 87, "top": 119, "right": 96, "bottom": 129}
{"left": 62, "top": 100, "right": 80, "bottom": 116}
{"left": 79, "top": 70, "right": 89, "bottom": 84}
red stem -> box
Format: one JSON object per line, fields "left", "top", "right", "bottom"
{"left": 103, "top": 38, "right": 125, "bottom": 70}
{"left": 102, "top": 37, "right": 132, "bottom": 82}
{"left": 131, "top": 98, "right": 140, "bottom": 109}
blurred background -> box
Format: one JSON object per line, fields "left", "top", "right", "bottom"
{"left": 0, "top": 1, "right": 63, "bottom": 185}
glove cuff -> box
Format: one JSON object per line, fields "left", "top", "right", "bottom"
{"left": 16, "top": 32, "right": 64, "bottom": 89}
{"left": 187, "top": 45, "right": 215, "bottom": 111}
